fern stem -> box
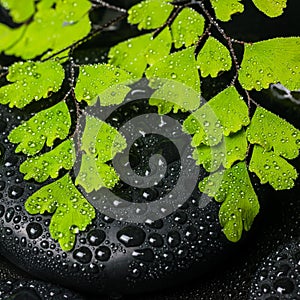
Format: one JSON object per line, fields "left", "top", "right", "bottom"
{"left": 153, "top": 6, "right": 182, "bottom": 38}
{"left": 196, "top": 1, "right": 240, "bottom": 84}
{"left": 90, "top": 0, "right": 127, "bottom": 13}
{"left": 41, "top": 13, "right": 127, "bottom": 62}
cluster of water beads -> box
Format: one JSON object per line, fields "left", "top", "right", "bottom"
{"left": 250, "top": 241, "right": 300, "bottom": 300}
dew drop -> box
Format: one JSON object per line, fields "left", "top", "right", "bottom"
{"left": 87, "top": 229, "right": 106, "bottom": 246}
{"left": 132, "top": 248, "right": 154, "bottom": 262}
{"left": 95, "top": 246, "right": 111, "bottom": 262}
{"left": 73, "top": 246, "right": 93, "bottom": 264}
{"left": 26, "top": 222, "right": 43, "bottom": 239}
{"left": 117, "top": 226, "right": 146, "bottom": 247}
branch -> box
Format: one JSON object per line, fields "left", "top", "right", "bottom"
{"left": 153, "top": 6, "right": 182, "bottom": 38}
{"left": 90, "top": 0, "right": 127, "bottom": 13}
{"left": 196, "top": 2, "right": 240, "bottom": 84}
{"left": 41, "top": 13, "right": 127, "bottom": 62}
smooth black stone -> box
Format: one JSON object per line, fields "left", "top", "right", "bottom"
{"left": 0, "top": 1, "right": 299, "bottom": 298}
{"left": 0, "top": 279, "right": 86, "bottom": 300}
{"left": 249, "top": 240, "right": 300, "bottom": 300}
{"left": 0, "top": 100, "right": 240, "bottom": 296}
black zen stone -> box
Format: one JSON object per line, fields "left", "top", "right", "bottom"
{"left": 0, "top": 98, "right": 246, "bottom": 297}
{"left": 0, "top": 279, "right": 86, "bottom": 300}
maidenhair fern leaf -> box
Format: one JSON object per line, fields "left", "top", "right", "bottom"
{"left": 0, "top": 60, "right": 64, "bottom": 108}
{"left": 197, "top": 36, "right": 232, "bottom": 78}
{"left": 74, "top": 64, "right": 134, "bottom": 106}
{"left": 0, "top": 24, "right": 24, "bottom": 50}
{"left": 146, "top": 47, "right": 200, "bottom": 92}
{"left": 250, "top": 145, "right": 297, "bottom": 190}
{"left": 81, "top": 115, "right": 127, "bottom": 160}
{"left": 25, "top": 174, "right": 95, "bottom": 251}
{"left": 247, "top": 107, "right": 300, "bottom": 159}
{"left": 252, "top": 0, "right": 287, "bottom": 18}
{"left": 20, "top": 139, "right": 75, "bottom": 183}
{"left": 146, "top": 47, "right": 200, "bottom": 114}
{"left": 128, "top": 0, "right": 173, "bottom": 30}
{"left": 239, "top": 37, "right": 300, "bottom": 91}
{"left": 171, "top": 7, "right": 205, "bottom": 48}
{"left": 183, "top": 86, "right": 250, "bottom": 147}
{"left": 8, "top": 102, "right": 71, "bottom": 156}
{"left": 209, "top": 0, "right": 244, "bottom": 21}
{"left": 1, "top": 0, "right": 91, "bottom": 59}
{"left": 199, "top": 162, "right": 259, "bottom": 242}
{"left": 0, "top": 0, "right": 35, "bottom": 23}
{"left": 149, "top": 81, "right": 200, "bottom": 115}
{"left": 108, "top": 28, "right": 172, "bottom": 78}
{"left": 76, "top": 115, "right": 126, "bottom": 193}
{"left": 75, "top": 154, "right": 119, "bottom": 193}
{"left": 205, "top": 87, "right": 250, "bottom": 137}
{"left": 193, "top": 129, "right": 248, "bottom": 172}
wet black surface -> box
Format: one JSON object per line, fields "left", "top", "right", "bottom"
{"left": 0, "top": 0, "right": 299, "bottom": 299}
{"left": 0, "top": 279, "right": 86, "bottom": 300}
{"left": 0, "top": 94, "right": 237, "bottom": 297}
{"left": 250, "top": 239, "right": 300, "bottom": 300}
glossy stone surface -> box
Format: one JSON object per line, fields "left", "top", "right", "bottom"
{"left": 0, "top": 279, "right": 85, "bottom": 300}
{"left": 0, "top": 97, "right": 238, "bottom": 297}
{"left": 250, "top": 240, "right": 300, "bottom": 300}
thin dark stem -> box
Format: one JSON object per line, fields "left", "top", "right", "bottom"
{"left": 245, "top": 89, "right": 259, "bottom": 109}
{"left": 0, "top": 71, "right": 8, "bottom": 79}
{"left": 91, "top": 0, "right": 127, "bottom": 13}
{"left": 41, "top": 13, "right": 127, "bottom": 62}
{"left": 153, "top": 7, "right": 182, "bottom": 38}
{"left": 0, "top": 65, "right": 8, "bottom": 78}
{"left": 195, "top": 23, "right": 212, "bottom": 54}
{"left": 196, "top": 1, "right": 240, "bottom": 84}
{"left": 67, "top": 47, "right": 82, "bottom": 141}
{"left": 231, "top": 38, "right": 250, "bottom": 45}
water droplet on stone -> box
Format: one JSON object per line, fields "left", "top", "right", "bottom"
{"left": 95, "top": 246, "right": 111, "bottom": 262}
{"left": 132, "top": 248, "right": 154, "bottom": 262}
{"left": 87, "top": 229, "right": 106, "bottom": 246}
{"left": 148, "top": 233, "right": 164, "bottom": 248}
{"left": 117, "top": 226, "right": 146, "bottom": 247}
{"left": 73, "top": 247, "right": 93, "bottom": 264}
{"left": 26, "top": 222, "right": 43, "bottom": 239}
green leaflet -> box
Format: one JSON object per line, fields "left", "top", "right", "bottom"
{"left": 199, "top": 162, "right": 259, "bottom": 242}
{"left": 0, "top": 0, "right": 91, "bottom": 59}
{"left": 209, "top": 0, "right": 244, "bottom": 21}
{"left": 20, "top": 139, "right": 75, "bottom": 183}
{"left": 0, "top": 60, "right": 64, "bottom": 108}
{"left": 252, "top": 0, "right": 287, "bottom": 17}
{"left": 8, "top": 102, "right": 71, "bottom": 156}
{"left": 76, "top": 115, "right": 126, "bottom": 193}
{"left": 250, "top": 145, "right": 297, "bottom": 190}
{"left": 0, "top": 24, "right": 25, "bottom": 50}
{"left": 183, "top": 86, "right": 250, "bottom": 147}
{"left": 25, "top": 174, "right": 95, "bottom": 251}
{"left": 0, "top": 0, "right": 35, "bottom": 23}
{"left": 239, "top": 37, "right": 300, "bottom": 91}
{"left": 171, "top": 7, "right": 205, "bottom": 49}
{"left": 197, "top": 36, "right": 232, "bottom": 78}
{"left": 75, "top": 154, "right": 119, "bottom": 193}
{"left": 146, "top": 47, "right": 200, "bottom": 113}
{"left": 193, "top": 129, "right": 248, "bottom": 172}
{"left": 149, "top": 81, "right": 200, "bottom": 115}
{"left": 74, "top": 64, "right": 134, "bottom": 106}
{"left": 128, "top": 0, "right": 173, "bottom": 30}
{"left": 247, "top": 107, "right": 300, "bottom": 159}
{"left": 108, "top": 28, "right": 172, "bottom": 78}
{"left": 146, "top": 47, "right": 200, "bottom": 91}
{"left": 81, "top": 115, "right": 127, "bottom": 160}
